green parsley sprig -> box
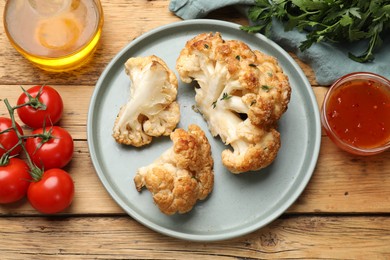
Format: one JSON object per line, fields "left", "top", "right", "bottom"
{"left": 241, "top": 0, "right": 390, "bottom": 63}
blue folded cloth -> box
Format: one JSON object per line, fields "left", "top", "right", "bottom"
{"left": 169, "top": 0, "right": 390, "bottom": 86}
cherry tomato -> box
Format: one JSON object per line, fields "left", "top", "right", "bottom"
{"left": 0, "top": 158, "right": 31, "bottom": 204}
{"left": 0, "top": 117, "right": 24, "bottom": 157}
{"left": 27, "top": 168, "right": 74, "bottom": 214}
{"left": 26, "top": 126, "right": 74, "bottom": 170}
{"left": 17, "top": 85, "right": 63, "bottom": 129}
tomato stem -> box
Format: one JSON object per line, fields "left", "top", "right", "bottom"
{"left": 0, "top": 122, "right": 23, "bottom": 165}
{"left": 15, "top": 86, "right": 47, "bottom": 111}
{"left": 0, "top": 153, "right": 10, "bottom": 166}
{"left": 0, "top": 127, "right": 13, "bottom": 135}
{"left": 3, "top": 98, "right": 44, "bottom": 180}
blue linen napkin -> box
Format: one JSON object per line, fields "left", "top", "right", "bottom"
{"left": 169, "top": 0, "right": 390, "bottom": 86}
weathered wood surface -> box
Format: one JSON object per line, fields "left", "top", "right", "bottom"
{"left": 1, "top": 216, "right": 390, "bottom": 259}
{"left": 0, "top": 0, "right": 389, "bottom": 258}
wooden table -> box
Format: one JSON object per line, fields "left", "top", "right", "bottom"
{"left": 1, "top": 1, "right": 389, "bottom": 259}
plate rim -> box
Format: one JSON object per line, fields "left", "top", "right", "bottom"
{"left": 87, "top": 19, "right": 321, "bottom": 241}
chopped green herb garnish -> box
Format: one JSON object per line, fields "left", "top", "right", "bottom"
{"left": 262, "top": 85, "right": 272, "bottom": 92}
{"left": 220, "top": 92, "right": 232, "bottom": 101}
{"left": 236, "top": 55, "right": 241, "bottom": 61}
{"left": 204, "top": 44, "right": 209, "bottom": 49}
{"left": 212, "top": 100, "right": 217, "bottom": 109}
{"left": 249, "top": 64, "right": 257, "bottom": 67}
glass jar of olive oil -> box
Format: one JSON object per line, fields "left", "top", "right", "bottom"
{"left": 3, "top": 0, "right": 104, "bottom": 71}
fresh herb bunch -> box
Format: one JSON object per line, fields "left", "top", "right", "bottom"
{"left": 241, "top": 0, "right": 390, "bottom": 63}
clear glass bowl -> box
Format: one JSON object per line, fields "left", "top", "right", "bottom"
{"left": 321, "top": 72, "right": 390, "bottom": 155}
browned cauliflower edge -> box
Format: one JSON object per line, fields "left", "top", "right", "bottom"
{"left": 134, "top": 124, "right": 214, "bottom": 215}
{"left": 112, "top": 55, "right": 180, "bottom": 147}
{"left": 176, "top": 32, "right": 291, "bottom": 174}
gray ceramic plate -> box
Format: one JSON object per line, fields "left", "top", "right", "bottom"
{"left": 87, "top": 20, "right": 321, "bottom": 241}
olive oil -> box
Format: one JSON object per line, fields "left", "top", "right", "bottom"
{"left": 3, "top": 0, "right": 103, "bottom": 71}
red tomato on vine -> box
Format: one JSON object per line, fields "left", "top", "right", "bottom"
{"left": 26, "top": 126, "right": 74, "bottom": 170}
{"left": 28, "top": 168, "right": 74, "bottom": 214}
{"left": 17, "top": 85, "right": 63, "bottom": 129}
{"left": 0, "top": 117, "right": 23, "bottom": 157}
{"left": 0, "top": 158, "right": 31, "bottom": 204}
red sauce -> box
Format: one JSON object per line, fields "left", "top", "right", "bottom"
{"left": 326, "top": 79, "right": 390, "bottom": 149}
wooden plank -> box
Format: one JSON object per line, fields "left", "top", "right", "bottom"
{"left": 0, "top": 216, "right": 389, "bottom": 259}
{"left": 0, "top": 1, "right": 318, "bottom": 87}
{"left": 291, "top": 138, "right": 390, "bottom": 213}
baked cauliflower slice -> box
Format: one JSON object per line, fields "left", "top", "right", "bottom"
{"left": 176, "top": 32, "right": 291, "bottom": 174}
{"left": 113, "top": 55, "right": 180, "bottom": 147}
{"left": 134, "top": 124, "right": 214, "bottom": 215}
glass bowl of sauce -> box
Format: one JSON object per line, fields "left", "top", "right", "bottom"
{"left": 3, "top": 0, "right": 104, "bottom": 72}
{"left": 321, "top": 72, "right": 390, "bottom": 155}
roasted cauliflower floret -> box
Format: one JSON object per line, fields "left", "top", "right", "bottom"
{"left": 176, "top": 32, "right": 291, "bottom": 174}
{"left": 134, "top": 124, "right": 214, "bottom": 215}
{"left": 112, "top": 55, "right": 180, "bottom": 147}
